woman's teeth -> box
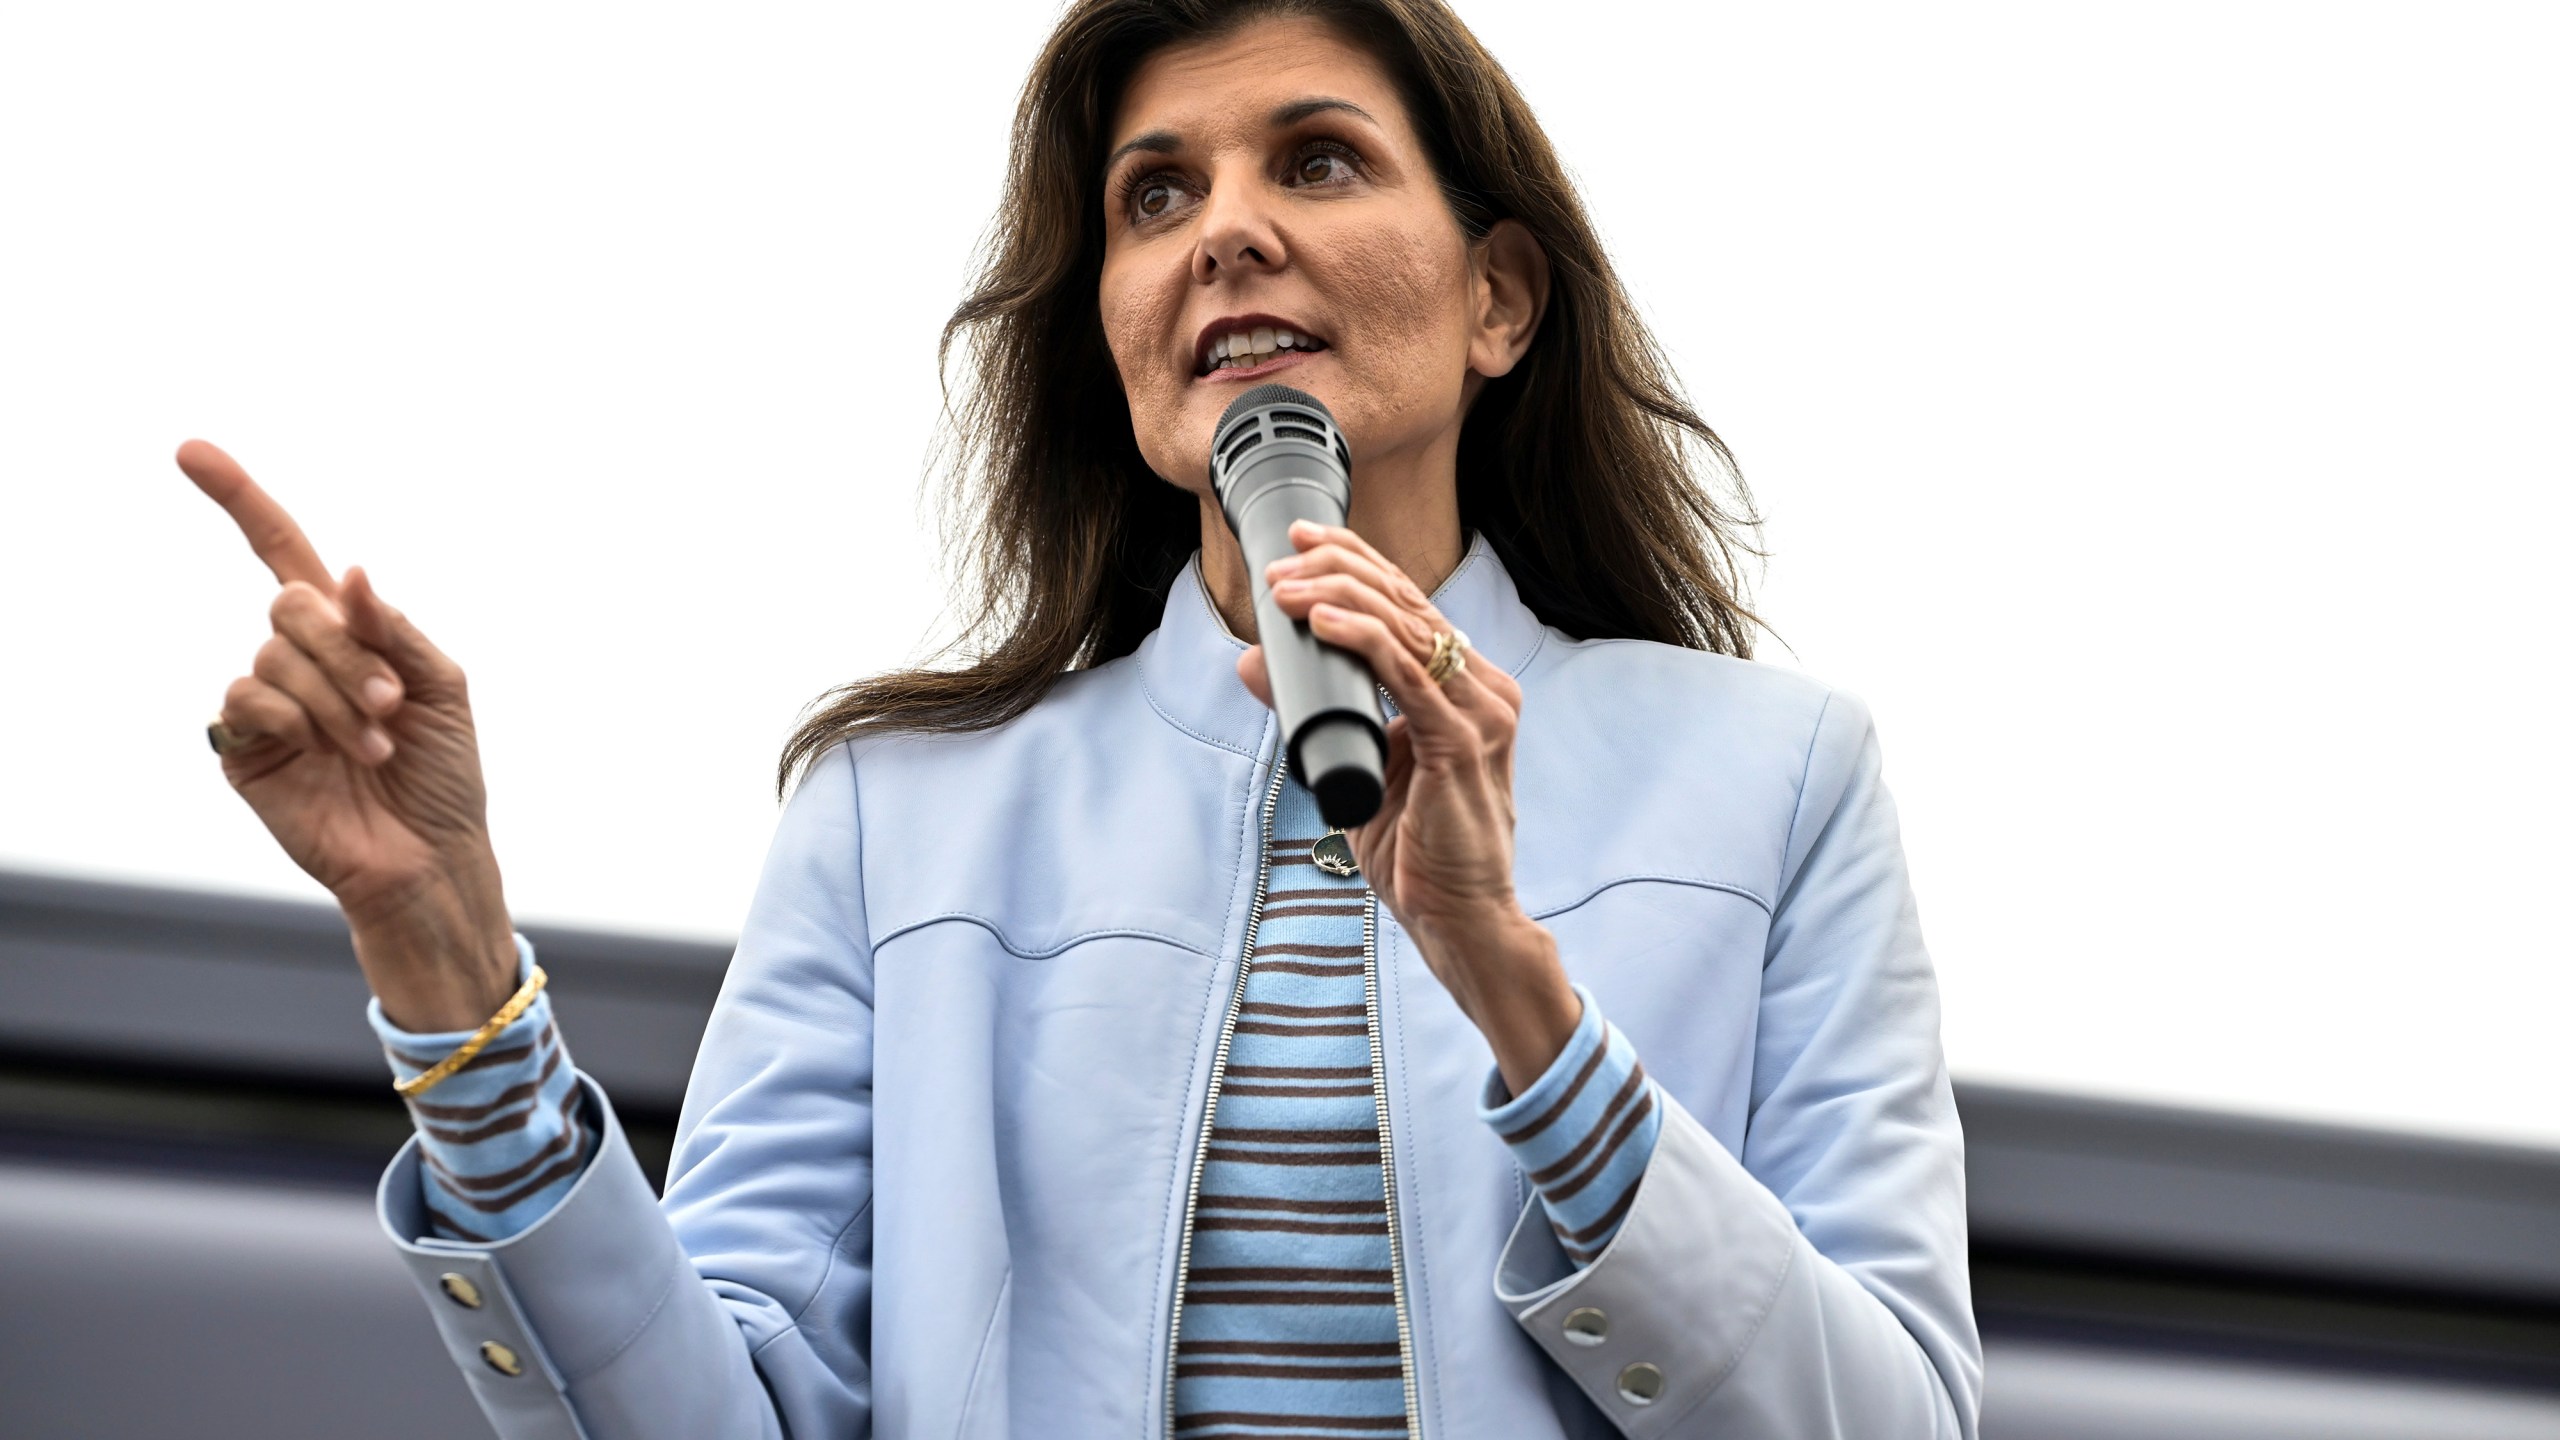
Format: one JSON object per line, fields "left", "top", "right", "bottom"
{"left": 1209, "top": 327, "right": 1322, "bottom": 370}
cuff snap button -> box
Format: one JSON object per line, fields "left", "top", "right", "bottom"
{"left": 1616, "top": 1362, "right": 1664, "bottom": 1405}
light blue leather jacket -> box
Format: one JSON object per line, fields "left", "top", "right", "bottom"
{"left": 377, "top": 536, "right": 1981, "bottom": 1439}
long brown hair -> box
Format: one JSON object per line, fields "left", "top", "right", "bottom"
{"left": 779, "top": 0, "right": 1760, "bottom": 793}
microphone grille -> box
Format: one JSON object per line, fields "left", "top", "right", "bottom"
{"left": 1217, "top": 382, "right": 1330, "bottom": 430}
{"left": 1210, "top": 383, "right": 1351, "bottom": 497}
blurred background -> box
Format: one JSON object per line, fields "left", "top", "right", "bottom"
{"left": 1, "top": 2, "right": 2553, "bottom": 1436}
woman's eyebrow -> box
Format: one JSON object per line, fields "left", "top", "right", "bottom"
{"left": 1271, "top": 97, "right": 1377, "bottom": 128}
{"left": 1105, "top": 130, "right": 1182, "bottom": 174}
{"left": 1102, "top": 98, "right": 1382, "bottom": 176}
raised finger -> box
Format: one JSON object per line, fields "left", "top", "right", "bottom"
{"left": 271, "top": 581, "right": 404, "bottom": 719}
{"left": 255, "top": 632, "right": 393, "bottom": 764}
{"left": 176, "top": 440, "right": 335, "bottom": 592}
{"left": 220, "top": 674, "right": 321, "bottom": 758}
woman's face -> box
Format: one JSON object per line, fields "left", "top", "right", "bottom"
{"left": 1098, "top": 16, "right": 1538, "bottom": 500}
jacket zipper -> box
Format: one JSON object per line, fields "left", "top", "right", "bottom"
{"left": 1363, "top": 890, "right": 1423, "bottom": 1435}
{"left": 1165, "top": 758, "right": 1287, "bottom": 1439}
{"left": 1358, "top": 683, "right": 1421, "bottom": 1433}
{"left": 1163, "top": 760, "right": 1422, "bottom": 1438}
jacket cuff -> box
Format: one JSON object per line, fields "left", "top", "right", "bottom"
{"left": 1490, "top": 1089, "right": 1798, "bottom": 1435}
{"left": 378, "top": 1071, "right": 694, "bottom": 1439}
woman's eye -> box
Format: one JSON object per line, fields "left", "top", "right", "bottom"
{"left": 1294, "top": 151, "right": 1347, "bottom": 185}
{"left": 1127, "top": 174, "right": 1193, "bottom": 223}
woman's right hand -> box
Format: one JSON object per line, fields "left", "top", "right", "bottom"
{"left": 181, "top": 440, "right": 519, "bottom": 1032}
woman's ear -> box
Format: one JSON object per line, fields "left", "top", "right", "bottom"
{"left": 1467, "top": 218, "right": 1551, "bottom": 380}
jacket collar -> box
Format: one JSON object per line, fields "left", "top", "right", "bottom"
{"left": 1133, "top": 531, "right": 1549, "bottom": 758}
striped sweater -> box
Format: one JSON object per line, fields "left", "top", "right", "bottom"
{"left": 374, "top": 778, "right": 1662, "bottom": 1427}
{"left": 370, "top": 935, "right": 591, "bottom": 1242}
{"left": 1172, "top": 776, "right": 1406, "bottom": 1435}
{"left": 1171, "top": 776, "right": 1660, "bottom": 1438}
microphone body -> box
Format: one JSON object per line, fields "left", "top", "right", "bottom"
{"left": 1210, "top": 384, "right": 1389, "bottom": 828}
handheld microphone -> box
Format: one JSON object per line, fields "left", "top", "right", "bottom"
{"left": 1210, "top": 383, "right": 1389, "bottom": 828}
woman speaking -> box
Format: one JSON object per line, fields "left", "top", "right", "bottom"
{"left": 185, "top": 1, "right": 1979, "bottom": 1435}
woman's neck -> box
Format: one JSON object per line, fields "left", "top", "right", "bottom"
{"left": 1193, "top": 450, "right": 1467, "bottom": 645}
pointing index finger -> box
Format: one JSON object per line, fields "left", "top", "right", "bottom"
{"left": 176, "top": 439, "right": 334, "bottom": 592}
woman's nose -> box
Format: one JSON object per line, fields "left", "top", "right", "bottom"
{"left": 1190, "top": 175, "right": 1287, "bottom": 282}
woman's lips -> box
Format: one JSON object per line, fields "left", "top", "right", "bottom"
{"left": 1197, "top": 348, "right": 1321, "bottom": 383}
{"left": 1195, "top": 320, "right": 1330, "bottom": 375}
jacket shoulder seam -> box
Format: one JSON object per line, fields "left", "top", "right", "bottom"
{"left": 841, "top": 739, "right": 877, "bottom": 961}
{"left": 1772, "top": 689, "right": 1840, "bottom": 914}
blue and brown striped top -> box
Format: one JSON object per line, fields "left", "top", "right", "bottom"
{"left": 370, "top": 935, "right": 591, "bottom": 1242}
{"left": 374, "top": 778, "right": 1664, "bottom": 1430}
{"left": 1173, "top": 776, "right": 1406, "bottom": 1436}
{"left": 1170, "top": 776, "right": 1661, "bottom": 1439}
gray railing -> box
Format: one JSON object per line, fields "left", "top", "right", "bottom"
{"left": 6, "top": 866, "right": 2557, "bottom": 1438}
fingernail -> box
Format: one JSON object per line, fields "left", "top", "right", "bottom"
{"left": 361, "top": 727, "right": 394, "bottom": 762}
{"left": 362, "top": 677, "right": 400, "bottom": 712}
{"left": 1266, "top": 555, "right": 1303, "bottom": 578}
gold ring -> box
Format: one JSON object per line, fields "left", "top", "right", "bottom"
{"left": 1425, "top": 628, "right": 1471, "bottom": 686}
{"left": 206, "top": 718, "right": 256, "bottom": 756}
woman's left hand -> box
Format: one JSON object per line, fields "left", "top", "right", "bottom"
{"left": 1238, "top": 522, "right": 1581, "bottom": 1093}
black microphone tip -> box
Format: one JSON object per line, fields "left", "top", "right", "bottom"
{"left": 1296, "top": 716, "right": 1386, "bottom": 828}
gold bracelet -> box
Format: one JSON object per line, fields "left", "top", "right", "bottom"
{"left": 393, "top": 965, "right": 549, "bottom": 1099}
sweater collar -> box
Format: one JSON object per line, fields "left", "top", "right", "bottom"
{"left": 1133, "top": 531, "right": 1549, "bottom": 759}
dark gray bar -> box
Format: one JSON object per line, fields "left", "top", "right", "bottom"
{"left": 0, "top": 868, "right": 727, "bottom": 1112}
{"left": 1960, "top": 1081, "right": 2560, "bottom": 1304}
{"left": 7, "top": 866, "right": 2559, "bottom": 1305}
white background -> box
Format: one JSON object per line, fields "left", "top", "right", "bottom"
{"left": 3, "top": 3, "right": 2552, "bottom": 1146}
